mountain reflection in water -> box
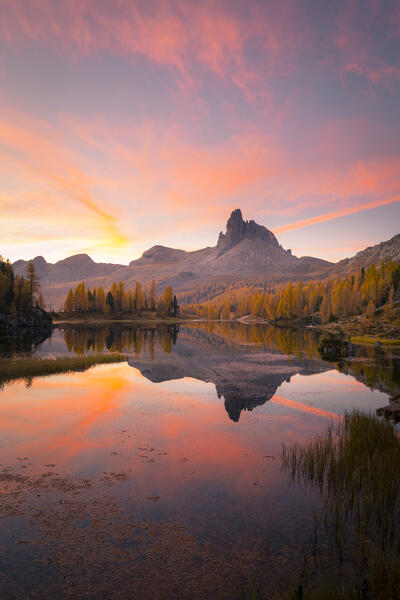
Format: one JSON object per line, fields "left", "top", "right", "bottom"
{"left": 0, "top": 322, "right": 399, "bottom": 598}
{"left": 127, "top": 325, "right": 329, "bottom": 422}
{"left": 34, "top": 322, "right": 399, "bottom": 420}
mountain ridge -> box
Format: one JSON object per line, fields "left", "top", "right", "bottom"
{"left": 10, "top": 209, "right": 399, "bottom": 309}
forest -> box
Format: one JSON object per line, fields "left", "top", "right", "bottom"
{"left": 63, "top": 280, "right": 180, "bottom": 317}
{"left": 185, "top": 258, "right": 400, "bottom": 322}
{"left": 0, "top": 257, "right": 43, "bottom": 315}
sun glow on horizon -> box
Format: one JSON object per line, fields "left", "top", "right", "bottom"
{"left": 0, "top": 0, "right": 399, "bottom": 262}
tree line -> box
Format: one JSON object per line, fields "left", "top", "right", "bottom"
{"left": 0, "top": 257, "right": 44, "bottom": 315}
{"left": 186, "top": 258, "right": 400, "bottom": 322}
{"left": 64, "top": 280, "right": 179, "bottom": 317}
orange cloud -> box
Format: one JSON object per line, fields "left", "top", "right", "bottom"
{"left": 273, "top": 196, "right": 400, "bottom": 234}
{"left": 0, "top": 108, "right": 129, "bottom": 253}
{"left": 1, "top": 104, "right": 399, "bottom": 262}
{"left": 56, "top": 114, "right": 400, "bottom": 242}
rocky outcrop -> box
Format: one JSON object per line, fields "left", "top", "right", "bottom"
{"left": 131, "top": 245, "right": 186, "bottom": 266}
{"left": 318, "top": 337, "right": 351, "bottom": 360}
{"left": 377, "top": 393, "right": 400, "bottom": 421}
{"left": 216, "top": 208, "right": 280, "bottom": 255}
{"left": 13, "top": 254, "right": 124, "bottom": 285}
{"left": 11, "top": 209, "right": 398, "bottom": 309}
{"left": 336, "top": 234, "right": 400, "bottom": 274}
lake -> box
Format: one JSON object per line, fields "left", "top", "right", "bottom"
{"left": 0, "top": 322, "right": 399, "bottom": 599}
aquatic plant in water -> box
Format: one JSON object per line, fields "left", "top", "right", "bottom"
{"left": 282, "top": 411, "right": 400, "bottom": 599}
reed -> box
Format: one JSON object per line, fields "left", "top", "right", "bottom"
{"left": 0, "top": 353, "right": 127, "bottom": 387}
{"left": 282, "top": 411, "right": 400, "bottom": 599}
{"left": 350, "top": 335, "right": 400, "bottom": 345}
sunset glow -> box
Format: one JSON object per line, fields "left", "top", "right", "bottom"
{"left": 1, "top": 0, "right": 399, "bottom": 262}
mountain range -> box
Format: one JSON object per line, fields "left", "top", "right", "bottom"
{"left": 12, "top": 209, "right": 400, "bottom": 309}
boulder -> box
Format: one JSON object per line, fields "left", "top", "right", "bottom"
{"left": 318, "top": 337, "right": 350, "bottom": 361}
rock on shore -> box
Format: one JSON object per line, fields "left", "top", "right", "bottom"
{"left": 0, "top": 307, "right": 53, "bottom": 338}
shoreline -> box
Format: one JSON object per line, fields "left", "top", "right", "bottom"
{"left": 53, "top": 312, "right": 192, "bottom": 326}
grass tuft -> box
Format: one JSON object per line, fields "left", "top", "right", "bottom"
{"left": 350, "top": 335, "right": 400, "bottom": 345}
{"left": 282, "top": 411, "right": 400, "bottom": 599}
{"left": 0, "top": 353, "right": 127, "bottom": 388}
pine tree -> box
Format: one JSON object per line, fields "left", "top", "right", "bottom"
{"left": 26, "top": 261, "right": 40, "bottom": 307}
{"left": 163, "top": 286, "right": 173, "bottom": 315}
{"left": 64, "top": 289, "right": 74, "bottom": 312}
{"left": 149, "top": 280, "right": 156, "bottom": 310}
{"left": 366, "top": 299, "right": 376, "bottom": 319}
{"left": 173, "top": 295, "right": 179, "bottom": 317}
{"left": 106, "top": 291, "right": 114, "bottom": 312}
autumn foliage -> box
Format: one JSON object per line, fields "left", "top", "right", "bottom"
{"left": 186, "top": 259, "right": 400, "bottom": 322}
{"left": 63, "top": 280, "right": 179, "bottom": 317}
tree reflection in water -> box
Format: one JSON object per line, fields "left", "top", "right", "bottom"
{"left": 63, "top": 324, "right": 179, "bottom": 356}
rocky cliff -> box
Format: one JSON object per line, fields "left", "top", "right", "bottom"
{"left": 9, "top": 209, "right": 399, "bottom": 309}
{"left": 216, "top": 208, "right": 281, "bottom": 255}
{"left": 336, "top": 234, "right": 400, "bottom": 273}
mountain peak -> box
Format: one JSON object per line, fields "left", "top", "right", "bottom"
{"left": 216, "top": 208, "right": 279, "bottom": 255}
{"left": 32, "top": 255, "right": 47, "bottom": 265}
{"left": 56, "top": 253, "right": 94, "bottom": 266}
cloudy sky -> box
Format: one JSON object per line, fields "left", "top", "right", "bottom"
{"left": 1, "top": 0, "right": 399, "bottom": 264}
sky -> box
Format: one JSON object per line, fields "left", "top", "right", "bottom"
{"left": 0, "top": 0, "right": 399, "bottom": 264}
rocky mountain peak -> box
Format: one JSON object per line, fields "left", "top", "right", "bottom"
{"left": 216, "top": 208, "right": 280, "bottom": 256}
{"left": 32, "top": 255, "right": 47, "bottom": 265}
{"left": 56, "top": 253, "right": 94, "bottom": 266}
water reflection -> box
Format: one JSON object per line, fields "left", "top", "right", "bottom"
{"left": 0, "top": 328, "right": 51, "bottom": 358}
{"left": 2, "top": 323, "right": 400, "bottom": 419}
{"left": 0, "top": 322, "right": 399, "bottom": 598}
{"left": 62, "top": 324, "right": 179, "bottom": 355}
{"left": 0, "top": 363, "right": 326, "bottom": 598}
{"left": 127, "top": 325, "right": 329, "bottom": 422}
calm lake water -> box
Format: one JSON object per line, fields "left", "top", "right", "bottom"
{"left": 0, "top": 323, "right": 399, "bottom": 599}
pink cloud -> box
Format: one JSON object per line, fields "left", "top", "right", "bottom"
{"left": 0, "top": 0, "right": 308, "bottom": 99}
{"left": 325, "top": 0, "right": 400, "bottom": 89}
{"left": 1, "top": 105, "right": 399, "bottom": 259}
{"left": 60, "top": 113, "right": 400, "bottom": 229}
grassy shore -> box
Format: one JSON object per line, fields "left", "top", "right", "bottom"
{"left": 350, "top": 335, "right": 400, "bottom": 346}
{"left": 282, "top": 411, "right": 400, "bottom": 599}
{"left": 53, "top": 311, "right": 188, "bottom": 325}
{"left": 0, "top": 353, "right": 127, "bottom": 387}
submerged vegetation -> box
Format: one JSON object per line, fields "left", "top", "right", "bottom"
{"left": 0, "top": 353, "right": 127, "bottom": 388}
{"left": 282, "top": 411, "right": 400, "bottom": 599}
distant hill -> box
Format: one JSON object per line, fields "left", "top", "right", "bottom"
{"left": 335, "top": 234, "right": 400, "bottom": 274}
{"left": 11, "top": 209, "right": 399, "bottom": 309}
